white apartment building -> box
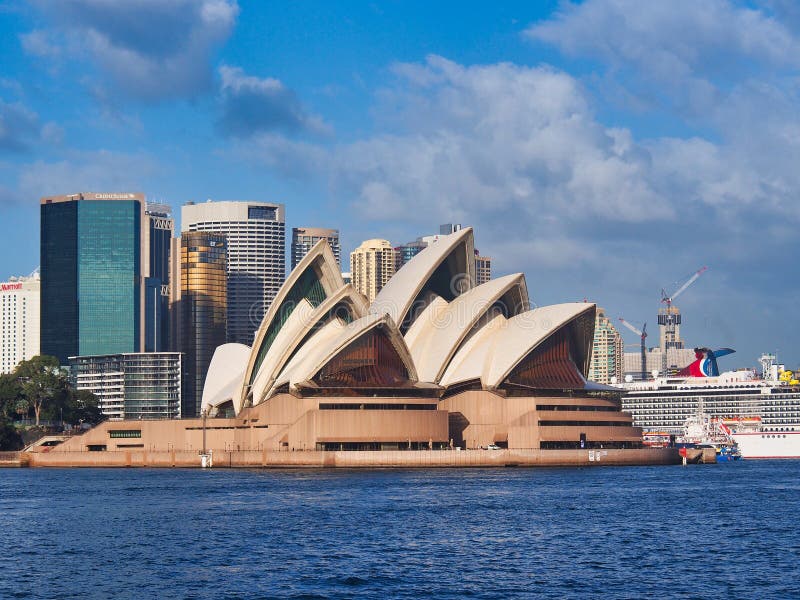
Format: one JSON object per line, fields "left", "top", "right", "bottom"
{"left": 1, "top": 272, "right": 40, "bottom": 373}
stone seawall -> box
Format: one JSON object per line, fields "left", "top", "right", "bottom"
{"left": 24, "top": 447, "right": 680, "bottom": 468}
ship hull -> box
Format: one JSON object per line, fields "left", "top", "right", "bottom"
{"left": 731, "top": 431, "right": 800, "bottom": 459}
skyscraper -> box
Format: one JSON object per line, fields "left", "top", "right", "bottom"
{"left": 143, "top": 203, "right": 174, "bottom": 352}
{"left": 588, "top": 307, "right": 624, "bottom": 385}
{"left": 292, "top": 227, "right": 340, "bottom": 270}
{"left": 350, "top": 239, "right": 396, "bottom": 302}
{"left": 180, "top": 231, "right": 227, "bottom": 417}
{"left": 40, "top": 192, "right": 144, "bottom": 364}
{"left": 0, "top": 272, "right": 40, "bottom": 374}
{"left": 182, "top": 201, "right": 285, "bottom": 345}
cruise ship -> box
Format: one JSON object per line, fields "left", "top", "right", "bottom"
{"left": 620, "top": 352, "right": 800, "bottom": 459}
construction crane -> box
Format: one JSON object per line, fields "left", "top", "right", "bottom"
{"left": 661, "top": 266, "right": 708, "bottom": 308}
{"left": 619, "top": 318, "right": 647, "bottom": 381}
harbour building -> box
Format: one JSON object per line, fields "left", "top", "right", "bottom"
{"left": 70, "top": 353, "right": 183, "bottom": 420}
{"left": 0, "top": 272, "right": 40, "bottom": 374}
{"left": 350, "top": 239, "right": 396, "bottom": 302}
{"left": 588, "top": 307, "right": 623, "bottom": 385}
{"left": 182, "top": 201, "right": 285, "bottom": 346}
{"left": 180, "top": 231, "right": 227, "bottom": 417}
{"left": 40, "top": 192, "right": 144, "bottom": 364}
{"left": 292, "top": 227, "right": 340, "bottom": 269}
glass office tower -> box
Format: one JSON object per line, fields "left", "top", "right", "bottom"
{"left": 40, "top": 193, "right": 143, "bottom": 364}
{"left": 144, "top": 203, "right": 174, "bottom": 352}
{"left": 180, "top": 231, "right": 227, "bottom": 417}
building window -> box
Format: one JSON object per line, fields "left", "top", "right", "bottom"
{"left": 109, "top": 430, "right": 142, "bottom": 438}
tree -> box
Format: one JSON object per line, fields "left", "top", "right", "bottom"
{"left": 42, "top": 387, "right": 103, "bottom": 427}
{"left": 0, "top": 373, "right": 22, "bottom": 420}
{"left": 15, "top": 355, "right": 67, "bottom": 426}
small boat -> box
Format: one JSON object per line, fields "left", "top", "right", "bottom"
{"left": 676, "top": 407, "right": 742, "bottom": 462}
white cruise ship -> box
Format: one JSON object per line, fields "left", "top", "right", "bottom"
{"left": 619, "top": 353, "right": 800, "bottom": 459}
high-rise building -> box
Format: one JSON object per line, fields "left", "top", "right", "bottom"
{"left": 143, "top": 203, "right": 174, "bottom": 352}
{"left": 350, "top": 239, "right": 396, "bottom": 302}
{"left": 180, "top": 231, "right": 227, "bottom": 417}
{"left": 588, "top": 307, "right": 624, "bottom": 385}
{"left": 40, "top": 192, "right": 145, "bottom": 364}
{"left": 475, "top": 250, "right": 492, "bottom": 285}
{"left": 1, "top": 272, "right": 40, "bottom": 374}
{"left": 291, "top": 227, "right": 340, "bottom": 270}
{"left": 70, "top": 352, "right": 183, "bottom": 420}
{"left": 182, "top": 201, "right": 285, "bottom": 345}
{"left": 395, "top": 224, "right": 471, "bottom": 273}
{"left": 394, "top": 240, "right": 427, "bottom": 272}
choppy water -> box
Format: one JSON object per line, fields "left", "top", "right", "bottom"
{"left": 0, "top": 462, "right": 798, "bottom": 599}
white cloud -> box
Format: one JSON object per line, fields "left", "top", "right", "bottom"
{"left": 26, "top": 0, "right": 239, "bottom": 101}
{"left": 217, "top": 66, "right": 331, "bottom": 137}
{"left": 234, "top": 53, "right": 799, "bottom": 292}
{"left": 525, "top": 0, "right": 800, "bottom": 119}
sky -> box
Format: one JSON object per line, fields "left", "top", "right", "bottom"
{"left": 0, "top": 0, "right": 798, "bottom": 368}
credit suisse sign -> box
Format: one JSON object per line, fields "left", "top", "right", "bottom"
{"left": 88, "top": 193, "right": 137, "bottom": 200}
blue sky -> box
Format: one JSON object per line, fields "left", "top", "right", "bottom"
{"left": 1, "top": 0, "right": 798, "bottom": 368}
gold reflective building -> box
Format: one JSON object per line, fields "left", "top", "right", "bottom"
{"left": 180, "top": 231, "right": 227, "bottom": 417}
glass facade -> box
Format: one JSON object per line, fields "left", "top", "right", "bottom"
{"left": 144, "top": 206, "right": 173, "bottom": 352}
{"left": 78, "top": 201, "right": 140, "bottom": 356}
{"left": 41, "top": 200, "right": 78, "bottom": 363}
{"left": 41, "top": 196, "right": 141, "bottom": 363}
{"left": 181, "top": 231, "right": 227, "bottom": 417}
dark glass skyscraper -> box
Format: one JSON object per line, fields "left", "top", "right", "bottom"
{"left": 144, "top": 203, "right": 174, "bottom": 352}
{"left": 41, "top": 193, "right": 143, "bottom": 364}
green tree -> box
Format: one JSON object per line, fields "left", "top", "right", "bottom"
{"left": 0, "top": 373, "right": 23, "bottom": 420}
{"left": 15, "top": 355, "right": 67, "bottom": 426}
{"left": 42, "top": 387, "right": 103, "bottom": 427}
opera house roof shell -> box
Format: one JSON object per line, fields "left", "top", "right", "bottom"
{"left": 202, "top": 227, "right": 597, "bottom": 415}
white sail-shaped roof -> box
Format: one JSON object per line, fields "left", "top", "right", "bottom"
{"left": 439, "top": 303, "right": 595, "bottom": 389}
{"left": 370, "top": 227, "right": 475, "bottom": 330}
{"left": 272, "top": 313, "right": 417, "bottom": 393}
{"left": 484, "top": 303, "right": 595, "bottom": 389}
{"left": 406, "top": 274, "right": 529, "bottom": 383}
{"left": 201, "top": 343, "right": 252, "bottom": 415}
{"left": 252, "top": 285, "right": 369, "bottom": 403}
{"left": 241, "top": 240, "right": 343, "bottom": 406}
{"left": 439, "top": 313, "right": 508, "bottom": 387}
{"left": 249, "top": 298, "right": 316, "bottom": 406}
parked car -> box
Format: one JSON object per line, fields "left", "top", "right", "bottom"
{"left": 486, "top": 444, "right": 501, "bottom": 450}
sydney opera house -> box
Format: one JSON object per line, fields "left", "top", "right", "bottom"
{"left": 48, "top": 226, "right": 666, "bottom": 466}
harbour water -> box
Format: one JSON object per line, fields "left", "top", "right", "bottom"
{"left": 1, "top": 463, "right": 798, "bottom": 599}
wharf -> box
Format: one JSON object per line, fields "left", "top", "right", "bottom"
{"left": 16, "top": 447, "right": 681, "bottom": 468}
{"left": 0, "top": 451, "right": 28, "bottom": 467}
{"left": 680, "top": 447, "right": 719, "bottom": 464}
